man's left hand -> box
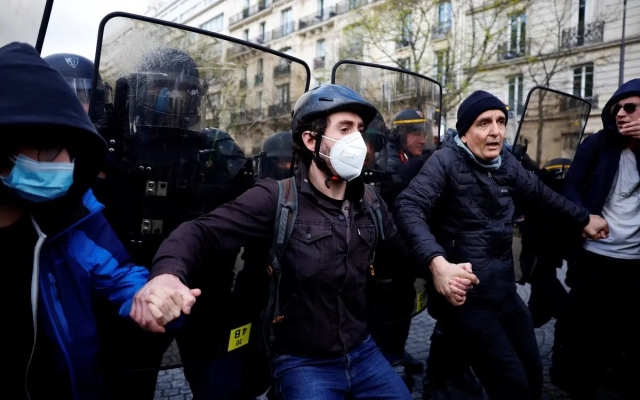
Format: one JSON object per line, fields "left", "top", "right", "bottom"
{"left": 619, "top": 119, "right": 640, "bottom": 139}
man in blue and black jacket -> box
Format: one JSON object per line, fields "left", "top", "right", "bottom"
{"left": 0, "top": 42, "right": 178, "bottom": 400}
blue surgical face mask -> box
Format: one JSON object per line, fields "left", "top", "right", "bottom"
{"left": 0, "top": 155, "right": 75, "bottom": 203}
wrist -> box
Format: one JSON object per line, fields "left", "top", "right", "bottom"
{"left": 429, "top": 256, "right": 448, "bottom": 273}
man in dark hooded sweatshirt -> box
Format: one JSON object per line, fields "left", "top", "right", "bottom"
{"left": 556, "top": 79, "right": 640, "bottom": 400}
{"left": 394, "top": 90, "right": 609, "bottom": 400}
{"left": 0, "top": 43, "right": 161, "bottom": 400}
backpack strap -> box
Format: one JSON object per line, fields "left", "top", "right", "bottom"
{"left": 361, "top": 184, "right": 385, "bottom": 265}
{"left": 262, "top": 177, "right": 297, "bottom": 356}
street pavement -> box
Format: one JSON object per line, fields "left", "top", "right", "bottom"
{"left": 153, "top": 266, "right": 622, "bottom": 400}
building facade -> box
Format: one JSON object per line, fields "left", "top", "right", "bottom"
{"left": 132, "top": 0, "right": 637, "bottom": 160}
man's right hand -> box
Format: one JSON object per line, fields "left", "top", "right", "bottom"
{"left": 582, "top": 214, "right": 609, "bottom": 241}
{"left": 430, "top": 256, "right": 480, "bottom": 306}
{"left": 130, "top": 274, "right": 201, "bottom": 333}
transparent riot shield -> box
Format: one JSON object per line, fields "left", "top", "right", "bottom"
{"left": 511, "top": 87, "right": 591, "bottom": 287}
{"left": 513, "top": 86, "right": 591, "bottom": 170}
{"left": 90, "top": 12, "right": 310, "bottom": 395}
{"left": 0, "top": 0, "right": 53, "bottom": 51}
{"left": 332, "top": 61, "right": 442, "bottom": 320}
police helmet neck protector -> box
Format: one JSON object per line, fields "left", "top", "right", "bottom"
{"left": 128, "top": 48, "right": 206, "bottom": 133}
{"left": 291, "top": 84, "right": 377, "bottom": 187}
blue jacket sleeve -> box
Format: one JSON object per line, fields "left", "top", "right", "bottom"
{"left": 71, "top": 212, "right": 149, "bottom": 318}
{"left": 563, "top": 132, "right": 600, "bottom": 206}
{"left": 394, "top": 150, "right": 449, "bottom": 270}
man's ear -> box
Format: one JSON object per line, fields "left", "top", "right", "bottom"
{"left": 301, "top": 131, "right": 316, "bottom": 153}
{"left": 460, "top": 133, "right": 467, "bottom": 144}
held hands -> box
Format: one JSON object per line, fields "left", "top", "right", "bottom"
{"left": 130, "top": 274, "right": 201, "bottom": 333}
{"left": 430, "top": 256, "right": 480, "bottom": 306}
{"left": 582, "top": 214, "right": 609, "bottom": 241}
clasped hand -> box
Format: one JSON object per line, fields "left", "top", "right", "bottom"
{"left": 430, "top": 256, "right": 480, "bottom": 306}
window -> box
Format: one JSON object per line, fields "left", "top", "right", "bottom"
{"left": 316, "top": 39, "right": 326, "bottom": 58}
{"left": 243, "top": 29, "right": 249, "bottom": 41}
{"left": 438, "top": 2, "right": 452, "bottom": 30}
{"left": 508, "top": 75, "right": 524, "bottom": 115}
{"left": 342, "top": 25, "right": 363, "bottom": 59}
{"left": 257, "top": 91, "right": 263, "bottom": 110}
{"left": 318, "top": 0, "right": 325, "bottom": 16}
{"left": 509, "top": 13, "right": 527, "bottom": 55}
{"left": 257, "top": 58, "right": 264, "bottom": 74}
{"left": 282, "top": 8, "right": 293, "bottom": 35}
{"left": 577, "top": 0, "right": 586, "bottom": 44}
{"left": 259, "top": 22, "right": 266, "bottom": 41}
{"left": 435, "top": 50, "right": 448, "bottom": 85}
{"left": 573, "top": 63, "right": 594, "bottom": 99}
{"left": 201, "top": 13, "right": 224, "bottom": 32}
{"left": 277, "top": 84, "right": 290, "bottom": 105}
{"left": 398, "top": 57, "right": 410, "bottom": 70}
{"left": 397, "top": 13, "right": 412, "bottom": 48}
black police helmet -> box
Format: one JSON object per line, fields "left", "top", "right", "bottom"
{"left": 140, "top": 47, "right": 200, "bottom": 78}
{"left": 43, "top": 53, "right": 98, "bottom": 80}
{"left": 390, "top": 108, "right": 427, "bottom": 143}
{"left": 262, "top": 131, "right": 292, "bottom": 156}
{"left": 365, "top": 112, "right": 389, "bottom": 152}
{"left": 291, "top": 85, "right": 377, "bottom": 142}
{"left": 542, "top": 157, "right": 571, "bottom": 180}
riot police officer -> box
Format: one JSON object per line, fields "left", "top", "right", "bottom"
{"left": 43, "top": 53, "right": 111, "bottom": 129}
{"left": 256, "top": 131, "right": 294, "bottom": 180}
{"left": 387, "top": 109, "right": 436, "bottom": 182}
{"left": 95, "top": 47, "right": 267, "bottom": 399}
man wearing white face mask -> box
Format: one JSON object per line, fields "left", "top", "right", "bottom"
{"left": 130, "top": 84, "right": 479, "bottom": 399}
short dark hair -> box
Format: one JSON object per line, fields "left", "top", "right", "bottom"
{"left": 291, "top": 115, "right": 329, "bottom": 164}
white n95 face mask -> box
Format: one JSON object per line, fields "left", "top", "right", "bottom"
{"left": 319, "top": 131, "right": 368, "bottom": 181}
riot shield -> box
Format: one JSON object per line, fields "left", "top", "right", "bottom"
{"left": 0, "top": 0, "right": 53, "bottom": 51}
{"left": 332, "top": 61, "right": 442, "bottom": 320}
{"left": 90, "top": 12, "right": 310, "bottom": 396}
{"left": 513, "top": 86, "right": 591, "bottom": 170}
{"left": 511, "top": 87, "right": 591, "bottom": 286}
{"left": 332, "top": 61, "right": 442, "bottom": 175}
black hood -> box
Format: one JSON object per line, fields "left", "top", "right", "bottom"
{"left": 0, "top": 42, "right": 107, "bottom": 199}
{"left": 601, "top": 78, "right": 640, "bottom": 132}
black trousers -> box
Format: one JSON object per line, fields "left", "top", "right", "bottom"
{"left": 438, "top": 291, "right": 543, "bottom": 400}
{"left": 563, "top": 250, "right": 640, "bottom": 400}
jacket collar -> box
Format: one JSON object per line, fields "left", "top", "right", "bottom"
{"left": 295, "top": 161, "right": 366, "bottom": 207}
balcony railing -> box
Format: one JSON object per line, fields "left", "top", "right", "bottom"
{"left": 229, "top": 0, "right": 271, "bottom": 26}
{"left": 298, "top": 7, "right": 338, "bottom": 30}
{"left": 274, "top": 63, "right": 291, "bottom": 78}
{"left": 268, "top": 102, "right": 294, "bottom": 118}
{"left": 313, "top": 56, "right": 326, "bottom": 70}
{"left": 560, "top": 21, "right": 604, "bottom": 49}
{"left": 431, "top": 23, "right": 451, "bottom": 40}
{"left": 272, "top": 22, "right": 296, "bottom": 40}
{"left": 255, "top": 73, "right": 264, "bottom": 85}
{"left": 236, "top": 108, "right": 264, "bottom": 123}
{"left": 227, "top": 34, "right": 273, "bottom": 57}
{"left": 497, "top": 38, "right": 530, "bottom": 61}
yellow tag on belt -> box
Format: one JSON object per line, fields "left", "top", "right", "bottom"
{"left": 228, "top": 323, "right": 251, "bottom": 352}
{"left": 416, "top": 291, "right": 426, "bottom": 313}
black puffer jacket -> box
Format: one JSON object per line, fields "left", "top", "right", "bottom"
{"left": 394, "top": 139, "right": 590, "bottom": 310}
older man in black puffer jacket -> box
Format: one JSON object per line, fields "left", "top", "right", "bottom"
{"left": 394, "top": 90, "right": 609, "bottom": 400}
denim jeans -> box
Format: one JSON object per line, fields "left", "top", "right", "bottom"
{"left": 272, "top": 335, "right": 412, "bottom": 399}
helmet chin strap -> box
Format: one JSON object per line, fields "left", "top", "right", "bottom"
{"left": 312, "top": 132, "right": 342, "bottom": 189}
